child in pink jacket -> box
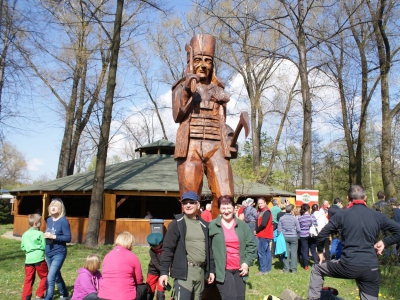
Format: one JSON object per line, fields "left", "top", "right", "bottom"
{"left": 71, "top": 254, "right": 102, "bottom": 300}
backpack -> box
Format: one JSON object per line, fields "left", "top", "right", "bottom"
{"left": 330, "top": 238, "right": 342, "bottom": 259}
{"left": 320, "top": 287, "right": 342, "bottom": 300}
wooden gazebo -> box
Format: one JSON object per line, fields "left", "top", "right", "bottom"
{"left": 10, "top": 139, "right": 295, "bottom": 245}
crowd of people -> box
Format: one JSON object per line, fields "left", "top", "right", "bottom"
{"left": 20, "top": 185, "right": 400, "bottom": 300}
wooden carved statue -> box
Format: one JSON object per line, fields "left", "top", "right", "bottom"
{"left": 172, "top": 33, "right": 249, "bottom": 218}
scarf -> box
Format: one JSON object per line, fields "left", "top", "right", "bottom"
{"left": 257, "top": 206, "right": 268, "bottom": 216}
{"left": 91, "top": 274, "right": 100, "bottom": 291}
{"left": 347, "top": 199, "right": 367, "bottom": 208}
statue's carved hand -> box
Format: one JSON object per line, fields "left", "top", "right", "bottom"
{"left": 184, "top": 73, "right": 200, "bottom": 91}
{"left": 211, "top": 90, "right": 230, "bottom": 103}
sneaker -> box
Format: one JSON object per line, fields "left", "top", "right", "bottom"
{"left": 304, "top": 266, "right": 309, "bottom": 270}
{"left": 35, "top": 298, "right": 43, "bottom": 300}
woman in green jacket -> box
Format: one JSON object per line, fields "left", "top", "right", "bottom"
{"left": 209, "top": 195, "right": 257, "bottom": 300}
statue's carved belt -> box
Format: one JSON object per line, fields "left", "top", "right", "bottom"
{"left": 190, "top": 115, "right": 221, "bottom": 140}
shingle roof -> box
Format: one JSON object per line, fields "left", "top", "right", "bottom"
{"left": 11, "top": 154, "right": 294, "bottom": 197}
{"left": 135, "top": 139, "right": 175, "bottom": 152}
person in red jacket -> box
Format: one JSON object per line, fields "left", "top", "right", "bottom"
{"left": 254, "top": 197, "right": 274, "bottom": 275}
{"left": 146, "top": 233, "right": 164, "bottom": 300}
{"left": 201, "top": 204, "right": 212, "bottom": 222}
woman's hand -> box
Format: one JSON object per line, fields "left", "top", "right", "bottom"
{"left": 239, "top": 263, "right": 249, "bottom": 276}
{"left": 44, "top": 232, "right": 55, "bottom": 239}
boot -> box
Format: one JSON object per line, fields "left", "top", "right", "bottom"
{"left": 147, "top": 292, "right": 154, "bottom": 300}
{"left": 156, "top": 290, "right": 165, "bottom": 300}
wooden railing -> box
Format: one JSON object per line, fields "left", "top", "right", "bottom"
{"left": 13, "top": 215, "right": 172, "bottom": 245}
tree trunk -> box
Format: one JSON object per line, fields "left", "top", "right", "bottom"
{"left": 67, "top": 50, "right": 110, "bottom": 175}
{"left": 366, "top": 0, "right": 397, "bottom": 198}
{"left": 262, "top": 74, "right": 298, "bottom": 184}
{"left": 298, "top": 0, "right": 312, "bottom": 189}
{"left": 250, "top": 99, "right": 261, "bottom": 175}
{"left": 56, "top": 70, "right": 80, "bottom": 178}
{"left": 0, "top": 34, "right": 8, "bottom": 119}
{"left": 85, "top": 0, "right": 124, "bottom": 248}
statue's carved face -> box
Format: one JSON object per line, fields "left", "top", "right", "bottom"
{"left": 193, "top": 55, "right": 213, "bottom": 81}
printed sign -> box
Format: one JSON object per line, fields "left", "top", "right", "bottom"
{"left": 295, "top": 189, "right": 319, "bottom": 206}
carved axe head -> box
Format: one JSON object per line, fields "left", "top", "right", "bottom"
{"left": 240, "top": 111, "right": 250, "bottom": 139}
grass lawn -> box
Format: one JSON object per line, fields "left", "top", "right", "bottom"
{"left": 0, "top": 224, "right": 399, "bottom": 300}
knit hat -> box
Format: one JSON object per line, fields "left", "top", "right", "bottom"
{"left": 147, "top": 233, "right": 163, "bottom": 246}
{"left": 246, "top": 198, "right": 254, "bottom": 205}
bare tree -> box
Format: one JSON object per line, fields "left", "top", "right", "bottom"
{"left": 127, "top": 42, "right": 169, "bottom": 140}
{"left": 150, "top": 18, "right": 188, "bottom": 85}
{"left": 0, "top": 0, "right": 35, "bottom": 137}
{"left": 261, "top": 73, "right": 299, "bottom": 183}
{"left": 316, "top": 1, "right": 378, "bottom": 186}
{"left": 366, "top": 0, "right": 400, "bottom": 198}
{"left": 0, "top": 141, "right": 29, "bottom": 188}
{"left": 85, "top": 0, "right": 164, "bottom": 247}
{"left": 195, "top": 0, "right": 285, "bottom": 175}
{"left": 85, "top": 0, "right": 125, "bottom": 248}
{"left": 20, "top": 0, "right": 113, "bottom": 178}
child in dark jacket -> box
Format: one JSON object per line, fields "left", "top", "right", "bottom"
{"left": 146, "top": 233, "right": 165, "bottom": 300}
{"left": 71, "top": 254, "right": 102, "bottom": 300}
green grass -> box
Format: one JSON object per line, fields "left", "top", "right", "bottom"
{"left": 0, "top": 224, "right": 399, "bottom": 300}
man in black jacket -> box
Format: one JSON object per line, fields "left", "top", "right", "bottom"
{"left": 328, "top": 197, "right": 342, "bottom": 219}
{"left": 159, "top": 191, "right": 215, "bottom": 300}
{"left": 308, "top": 185, "right": 400, "bottom": 300}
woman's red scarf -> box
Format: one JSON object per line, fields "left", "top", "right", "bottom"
{"left": 347, "top": 199, "right": 367, "bottom": 208}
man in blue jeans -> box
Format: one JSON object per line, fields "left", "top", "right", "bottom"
{"left": 255, "top": 197, "right": 273, "bottom": 275}
{"left": 277, "top": 204, "right": 301, "bottom": 273}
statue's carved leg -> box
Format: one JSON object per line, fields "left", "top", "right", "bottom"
{"left": 201, "top": 141, "right": 234, "bottom": 218}
{"left": 177, "top": 140, "right": 204, "bottom": 199}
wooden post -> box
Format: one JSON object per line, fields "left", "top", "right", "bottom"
{"left": 141, "top": 196, "right": 146, "bottom": 217}
{"left": 12, "top": 196, "right": 22, "bottom": 215}
{"left": 42, "top": 193, "right": 50, "bottom": 218}
{"left": 103, "top": 193, "right": 116, "bottom": 220}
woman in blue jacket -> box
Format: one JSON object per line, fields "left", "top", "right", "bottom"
{"left": 44, "top": 198, "right": 71, "bottom": 300}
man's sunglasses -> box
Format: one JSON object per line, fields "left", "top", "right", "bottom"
{"left": 182, "top": 201, "right": 197, "bottom": 206}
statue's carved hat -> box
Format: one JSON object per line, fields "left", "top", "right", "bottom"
{"left": 187, "top": 34, "right": 215, "bottom": 61}
{"left": 179, "top": 33, "right": 224, "bottom": 88}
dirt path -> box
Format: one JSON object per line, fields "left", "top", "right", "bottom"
{"left": 1, "top": 231, "right": 21, "bottom": 241}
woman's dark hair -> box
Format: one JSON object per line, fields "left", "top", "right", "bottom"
{"left": 300, "top": 204, "right": 310, "bottom": 215}
{"left": 311, "top": 204, "right": 319, "bottom": 212}
{"left": 218, "top": 195, "right": 234, "bottom": 208}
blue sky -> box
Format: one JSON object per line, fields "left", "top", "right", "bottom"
{"left": 10, "top": 0, "right": 196, "bottom": 182}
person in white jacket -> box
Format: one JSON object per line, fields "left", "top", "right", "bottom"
{"left": 311, "top": 204, "right": 330, "bottom": 261}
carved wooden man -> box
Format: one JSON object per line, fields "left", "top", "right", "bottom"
{"left": 172, "top": 34, "right": 234, "bottom": 217}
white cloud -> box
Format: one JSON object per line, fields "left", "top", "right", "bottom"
{"left": 27, "top": 158, "right": 44, "bottom": 171}
{"left": 107, "top": 57, "right": 345, "bottom": 161}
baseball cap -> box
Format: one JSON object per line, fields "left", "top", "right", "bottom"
{"left": 182, "top": 191, "right": 199, "bottom": 202}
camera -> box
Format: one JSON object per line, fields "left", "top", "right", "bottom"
{"left": 163, "top": 282, "right": 171, "bottom": 291}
